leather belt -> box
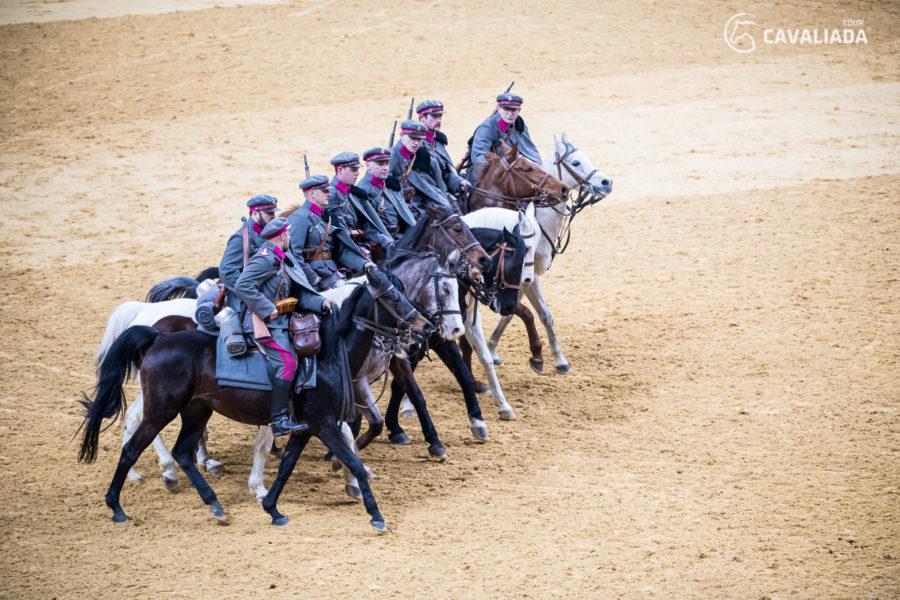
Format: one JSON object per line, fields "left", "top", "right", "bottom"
{"left": 302, "top": 250, "right": 332, "bottom": 261}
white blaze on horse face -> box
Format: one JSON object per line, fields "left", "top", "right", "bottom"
{"left": 435, "top": 262, "right": 464, "bottom": 340}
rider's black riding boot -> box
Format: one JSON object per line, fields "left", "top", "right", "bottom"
{"left": 269, "top": 379, "right": 308, "bottom": 437}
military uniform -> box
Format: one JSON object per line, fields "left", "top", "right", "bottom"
{"left": 358, "top": 146, "right": 417, "bottom": 238}
{"left": 234, "top": 217, "right": 324, "bottom": 435}
{"left": 287, "top": 175, "right": 369, "bottom": 289}
{"left": 389, "top": 120, "right": 451, "bottom": 217}
{"left": 467, "top": 93, "right": 542, "bottom": 185}
{"left": 329, "top": 175, "right": 393, "bottom": 248}
{"left": 417, "top": 100, "right": 467, "bottom": 195}
{"left": 219, "top": 195, "right": 278, "bottom": 312}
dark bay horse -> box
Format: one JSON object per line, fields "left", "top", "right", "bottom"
{"left": 78, "top": 268, "right": 430, "bottom": 532}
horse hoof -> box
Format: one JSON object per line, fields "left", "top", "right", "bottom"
{"left": 129, "top": 475, "right": 145, "bottom": 486}
{"left": 556, "top": 363, "right": 571, "bottom": 374}
{"left": 272, "top": 515, "right": 290, "bottom": 527}
{"left": 470, "top": 421, "right": 489, "bottom": 441}
{"left": 428, "top": 443, "right": 447, "bottom": 459}
{"left": 389, "top": 432, "right": 410, "bottom": 445}
{"left": 371, "top": 520, "right": 387, "bottom": 533}
{"left": 111, "top": 512, "right": 129, "bottom": 524}
{"left": 493, "top": 357, "right": 503, "bottom": 366}
{"left": 331, "top": 456, "right": 343, "bottom": 472}
{"left": 345, "top": 484, "right": 363, "bottom": 500}
{"left": 473, "top": 381, "right": 489, "bottom": 394}
{"left": 209, "top": 501, "right": 227, "bottom": 521}
{"left": 162, "top": 476, "right": 178, "bottom": 492}
{"left": 498, "top": 408, "right": 516, "bottom": 421}
{"left": 206, "top": 462, "right": 225, "bottom": 476}
{"left": 364, "top": 465, "right": 375, "bottom": 480}
{"left": 529, "top": 358, "right": 544, "bottom": 373}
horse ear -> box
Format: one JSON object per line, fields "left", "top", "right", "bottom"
{"left": 561, "top": 132, "right": 571, "bottom": 145}
{"left": 525, "top": 202, "right": 535, "bottom": 218}
{"left": 509, "top": 142, "right": 519, "bottom": 160}
{"left": 553, "top": 134, "right": 561, "bottom": 150}
{"left": 438, "top": 245, "right": 451, "bottom": 265}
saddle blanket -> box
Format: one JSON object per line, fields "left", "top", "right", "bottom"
{"left": 215, "top": 336, "right": 271, "bottom": 391}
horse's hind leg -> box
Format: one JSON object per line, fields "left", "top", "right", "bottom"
{"left": 487, "top": 313, "right": 515, "bottom": 365}
{"left": 318, "top": 420, "right": 386, "bottom": 532}
{"left": 106, "top": 417, "right": 171, "bottom": 523}
{"left": 524, "top": 276, "right": 569, "bottom": 373}
{"left": 170, "top": 403, "right": 225, "bottom": 521}
{"left": 123, "top": 391, "right": 178, "bottom": 487}
{"left": 195, "top": 428, "right": 225, "bottom": 475}
{"left": 248, "top": 426, "right": 273, "bottom": 503}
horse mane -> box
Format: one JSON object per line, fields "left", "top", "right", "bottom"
{"left": 381, "top": 250, "right": 439, "bottom": 294}
{"left": 278, "top": 204, "right": 302, "bottom": 219}
{"left": 334, "top": 282, "right": 371, "bottom": 340}
{"left": 391, "top": 212, "right": 432, "bottom": 253}
{"left": 194, "top": 266, "right": 220, "bottom": 282}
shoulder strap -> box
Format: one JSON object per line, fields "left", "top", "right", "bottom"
{"left": 242, "top": 220, "right": 250, "bottom": 267}
{"left": 312, "top": 217, "right": 331, "bottom": 257}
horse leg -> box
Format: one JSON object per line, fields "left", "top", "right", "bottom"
{"left": 432, "top": 338, "right": 489, "bottom": 441}
{"left": 318, "top": 419, "right": 386, "bottom": 532}
{"left": 105, "top": 415, "right": 175, "bottom": 523}
{"left": 390, "top": 358, "right": 445, "bottom": 459}
{"left": 195, "top": 428, "right": 225, "bottom": 475}
{"left": 486, "top": 313, "right": 515, "bottom": 366}
{"left": 248, "top": 426, "right": 272, "bottom": 503}
{"left": 262, "top": 430, "right": 312, "bottom": 526}
{"left": 464, "top": 308, "right": 516, "bottom": 420}
{"left": 338, "top": 421, "right": 375, "bottom": 501}
{"left": 384, "top": 363, "right": 409, "bottom": 444}
{"left": 458, "top": 331, "right": 489, "bottom": 393}
{"left": 525, "top": 276, "right": 570, "bottom": 373}
{"left": 515, "top": 301, "right": 545, "bottom": 373}
{"left": 353, "top": 379, "right": 384, "bottom": 453}
{"left": 123, "top": 391, "right": 178, "bottom": 487}
{"left": 170, "top": 403, "right": 227, "bottom": 522}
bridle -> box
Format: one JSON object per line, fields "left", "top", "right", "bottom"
{"left": 459, "top": 239, "right": 521, "bottom": 314}
{"left": 352, "top": 280, "right": 425, "bottom": 356}
{"left": 407, "top": 256, "right": 462, "bottom": 333}
{"left": 469, "top": 153, "right": 567, "bottom": 210}
{"left": 425, "top": 212, "right": 482, "bottom": 273}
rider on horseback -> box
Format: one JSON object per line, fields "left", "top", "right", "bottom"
{"left": 389, "top": 120, "right": 453, "bottom": 218}
{"left": 234, "top": 216, "right": 337, "bottom": 437}
{"left": 356, "top": 146, "right": 416, "bottom": 240}
{"left": 416, "top": 100, "right": 472, "bottom": 197}
{"left": 219, "top": 195, "right": 280, "bottom": 307}
{"left": 328, "top": 152, "right": 394, "bottom": 250}
{"left": 466, "top": 92, "right": 542, "bottom": 186}
{"left": 287, "top": 174, "right": 375, "bottom": 291}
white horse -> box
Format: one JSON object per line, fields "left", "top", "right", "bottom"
{"left": 94, "top": 297, "right": 225, "bottom": 488}
{"left": 399, "top": 206, "right": 538, "bottom": 422}
{"left": 486, "top": 133, "right": 613, "bottom": 373}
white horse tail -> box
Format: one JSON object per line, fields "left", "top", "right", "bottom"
{"left": 95, "top": 301, "right": 145, "bottom": 368}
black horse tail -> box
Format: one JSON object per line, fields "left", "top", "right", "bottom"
{"left": 77, "top": 325, "right": 160, "bottom": 463}
{"left": 194, "top": 266, "right": 219, "bottom": 283}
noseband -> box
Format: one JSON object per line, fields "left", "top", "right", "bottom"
{"left": 408, "top": 257, "right": 462, "bottom": 332}
{"left": 553, "top": 142, "right": 606, "bottom": 214}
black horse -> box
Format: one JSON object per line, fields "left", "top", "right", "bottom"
{"left": 384, "top": 224, "right": 527, "bottom": 444}
{"left": 78, "top": 268, "right": 430, "bottom": 531}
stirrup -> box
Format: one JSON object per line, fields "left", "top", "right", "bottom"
{"left": 270, "top": 415, "right": 308, "bottom": 437}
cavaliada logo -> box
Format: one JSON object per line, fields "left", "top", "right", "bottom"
{"left": 724, "top": 13, "right": 868, "bottom": 53}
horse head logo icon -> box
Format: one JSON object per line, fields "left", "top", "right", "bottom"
{"left": 724, "top": 13, "right": 758, "bottom": 53}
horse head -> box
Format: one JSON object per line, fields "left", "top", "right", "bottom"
{"left": 364, "top": 267, "right": 432, "bottom": 341}
{"left": 517, "top": 203, "right": 537, "bottom": 285}
{"left": 423, "top": 203, "right": 491, "bottom": 277}
{"left": 551, "top": 133, "right": 613, "bottom": 200}
{"left": 384, "top": 251, "right": 464, "bottom": 341}
{"left": 488, "top": 142, "right": 569, "bottom": 204}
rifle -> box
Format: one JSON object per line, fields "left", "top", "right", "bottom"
{"left": 388, "top": 120, "right": 397, "bottom": 147}
{"left": 504, "top": 81, "right": 515, "bottom": 93}
{"left": 407, "top": 97, "right": 415, "bottom": 120}
{"left": 303, "top": 154, "right": 310, "bottom": 178}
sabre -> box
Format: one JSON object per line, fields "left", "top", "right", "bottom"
{"left": 407, "top": 97, "right": 415, "bottom": 120}
{"left": 303, "top": 154, "right": 310, "bottom": 178}
{"left": 388, "top": 120, "right": 397, "bottom": 147}
{"left": 504, "top": 81, "right": 515, "bottom": 93}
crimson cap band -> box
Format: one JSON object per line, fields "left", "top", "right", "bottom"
{"left": 363, "top": 146, "right": 391, "bottom": 162}
{"left": 400, "top": 120, "right": 428, "bottom": 139}
{"left": 496, "top": 92, "right": 523, "bottom": 108}
{"left": 300, "top": 174, "right": 330, "bottom": 191}
{"left": 261, "top": 216, "right": 291, "bottom": 239}
{"left": 247, "top": 194, "right": 279, "bottom": 212}
{"left": 416, "top": 99, "right": 444, "bottom": 115}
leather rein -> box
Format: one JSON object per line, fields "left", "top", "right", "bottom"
{"left": 469, "top": 153, "right": 567, "bottom": 210}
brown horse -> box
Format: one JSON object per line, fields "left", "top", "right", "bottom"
{"left": 464, "top": 142, "right": 569, "bottom": 213}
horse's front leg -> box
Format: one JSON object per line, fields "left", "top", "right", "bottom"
{"left": 464, "top": 304, "right": 516, "bottom": 420}
{"left": 431, "top": 337, "right": 489, "bottom": 442}
{"left": 525, "top": 275, "right": 570, "bottom": 373}
{"left": 514, "top": 300, "right": 544, "bottom": 373}
{"left": 195, "top": 428, "right": 225, "bottom": 475}
{"left": 261, "top": 429, "right": 312, "bottom": 527}
{"left": 248, "top": 426, "right": 272, "bottom": 503}
{"left": 318, "top": 419, "right": 386, "bottom": 532}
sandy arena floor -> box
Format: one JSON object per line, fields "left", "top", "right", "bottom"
{"left": 0, "top": 1, "right": 898, "bottom": 598}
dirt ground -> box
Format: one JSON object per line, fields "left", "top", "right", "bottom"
{"left": 1, "top": 1, "right": 898, "bottom": 598}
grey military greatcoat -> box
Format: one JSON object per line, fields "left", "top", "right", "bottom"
{"left": 356, "top": 172, "right": 417, "bottom": 236}
{"left": 329, "top": 177, "right": 394, "bottom": 247}
{"left": 389, "top": 142, "right": 451, "bottom": 216}
{"left": 286, "top": 200, "right": 368, "bottom": 284}
{"left": 467, "top": 114, "right": 542, "bottom": 185}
